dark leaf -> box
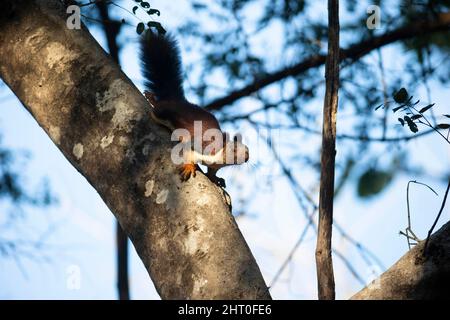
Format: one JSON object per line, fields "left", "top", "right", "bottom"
{"left": 419, "top": 103, "right": 435, "bottom": 114}
{"left": 444, "top": 114, "right": 450, "bottom": 118}
{"left": 193, "top": 3, "right": 207, "bottom": 10}
{"left": 375, "top": 103, "right": 384, "bottom": 111}
{"left": 141, "top": 1, "right": 150, "bottom": 9}
{"left": 398, "top": 118, "right": 405, "bottom": 126}
{"left": 147, "top": 21, "right": 166, "bottom": 34}
{"left": 393, "top": 88, "right": 409, "bottom": 104}
{"left": 357, "top": 169, "right": 393, "bottom": 198}
{"left": 147, "top": 9, "right": 160, "bottom": 16}
{"left": 136, "top": 22, "right": 145, "bottom": 34}
{"left": 411, "top": 114, "right": 423, "bottom": 120}
{"left": 132, "top": 6, "right": 138, "bottom": 14}
{"left": 404, "top": 116, "right": 418, "bottom": 133}
{"left": 436, "top": 124, "right": 450, "bottom": 129}
{"left": 393, "top": 105, "right": 405, "bottom": 113}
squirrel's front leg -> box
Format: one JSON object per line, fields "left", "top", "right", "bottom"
{"left": 178, "top": 163, "right": 198, "bottom": 181}
{"left": 206, "top": 167, "right": 226, "bottom": 188}
{"left": 178, "top": 165, "right": 226, "bottom": 188}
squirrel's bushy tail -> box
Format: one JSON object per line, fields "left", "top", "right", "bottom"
{"left": 140, "top": 31, "right": 184, "bottom": 100}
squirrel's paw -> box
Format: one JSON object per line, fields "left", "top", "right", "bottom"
{"left": 208, "top": 175, "right": 226, "bottom": 188}
{"left": 179, "top": 163, "right": 197, "bottom": 181}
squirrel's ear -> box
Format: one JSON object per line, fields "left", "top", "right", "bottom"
{"left": 233, "top": 134, "right": 243, "bottom": 143}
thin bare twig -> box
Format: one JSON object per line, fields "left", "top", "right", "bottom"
{"left": 245, "top": 118, "right": 436, "bottom": 142}
{"left": 256, "top": 123, "right": 377, "bottom": 290}
{"left": 376, "top": 49, "right": 389, "bottom": 139}
{"left": 402, "top": 180, "right": 438, "bottom": 249}
{"left": 424, "top": 178, "right": 450, "bottom": 254}
{"left": 269, "top": 208, "right": 317, "bottom": 288}
{"left": 407, "top": 105, "right": 450, "bottom": 145}
{"left": 332, "top": 248, "right": 365, "bottom": 286}
{"left": 78, "top": 0, "right": 111, "bottom": 8}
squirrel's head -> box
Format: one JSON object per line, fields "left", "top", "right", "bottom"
{"left": 197, "top": 132, "right": 249, "bottom": 168}
{"left": 222, "top": 133, "right": 249, "bottom": 165}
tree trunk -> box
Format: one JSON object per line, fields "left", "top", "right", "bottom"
{"left": 352, "top": 221, "right": 450, "bottom": 299}
{"left": 0, "top": 0, "right": 270, "bottom": 300}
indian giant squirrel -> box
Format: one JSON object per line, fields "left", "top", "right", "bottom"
{"left": 140, "top": 30, "right": 249, "bottom": 188}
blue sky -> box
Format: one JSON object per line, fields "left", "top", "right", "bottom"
{"left": 0, "top": 0, "right": 449, "bottom": 299}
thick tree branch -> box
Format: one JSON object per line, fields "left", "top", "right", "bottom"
{"left": 316, "top": 0, "right": 339, "bottom": 301}
{"left": 352, "top": 221, "right": 450, "bottom": 299}
{"left": 205, "top": 12, "right": 450, "bottom": 111}
{"left": 0, "top": 0, "right": 270, "bottom": 299}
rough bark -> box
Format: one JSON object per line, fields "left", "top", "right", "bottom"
{"left": 94, "top": 1, "right": 130, "bottom": 300}
{"left": 0, "top": 0, "right": 270, "bottom": 300}
{"left": 352, "top": 221, "right": 450, "bottom": 300}
{"left": 316, "top": 0, "right": 339, "bottom": 301}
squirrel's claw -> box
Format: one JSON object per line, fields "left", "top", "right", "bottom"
{"left": 211, "top": 176, "right": 226, "bottom": 188}
{"left": 206, "top": 170, "right": 226, "bottom": 188}
{"left": 179, "top": 163, "right": 197, "bottom": 181}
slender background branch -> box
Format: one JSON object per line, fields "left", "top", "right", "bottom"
{"left": 316, "top": 0, "right": 339, "bottom": 300}
{"left": 205, "top": 12, "right": 450, "bottom": 111}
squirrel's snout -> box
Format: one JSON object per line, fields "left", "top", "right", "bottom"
{"left": 232, "top": 144, "right": 249, "bottom": 164}
{"left": 244, "top": 146, "right": 249, "bottom": 162}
